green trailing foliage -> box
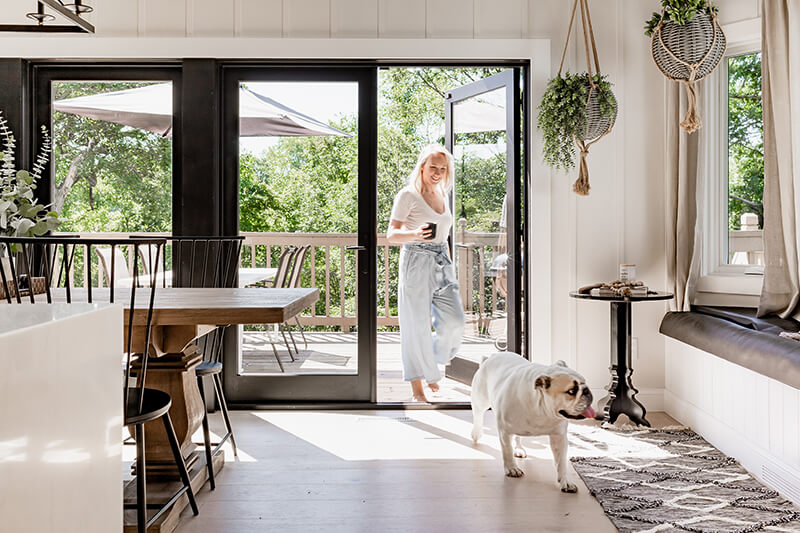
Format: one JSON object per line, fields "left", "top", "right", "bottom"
{"left": 645, "top": 0, "right": 719, "bottom": 37}
{"left": 536, "top": 72, "right": 616, "bottom": 172}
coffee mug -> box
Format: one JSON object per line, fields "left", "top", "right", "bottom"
{"left": 423, "top": 222, "right": 437, "bottom": 240}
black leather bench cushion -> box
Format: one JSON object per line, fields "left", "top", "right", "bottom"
{"left": 660, "top": 307, "right": 800, "bottom": 391}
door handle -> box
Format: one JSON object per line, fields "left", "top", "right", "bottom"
{"left": 346, "top": 245, "right": 366, "bottom": 251}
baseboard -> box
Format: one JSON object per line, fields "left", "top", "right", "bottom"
{"left": 665, "top": 390, "right": 800, "bottom": 505}
{"left": 590, "top": 387, "right": 664, "bottom": 413}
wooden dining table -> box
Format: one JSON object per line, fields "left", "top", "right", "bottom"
{"left": 119, "top": 287, "right": 319, "bottom": 469}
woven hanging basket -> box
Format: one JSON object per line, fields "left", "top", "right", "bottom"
{"left": 581, "top": 86, "right": 618, "bottom": 142}
{"left": 546, "top": 0, "right": 617, "bottom": 196}
{"left": 651, "top": 10, "right": 726, "bottom": 132}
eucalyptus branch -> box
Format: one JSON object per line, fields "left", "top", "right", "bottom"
{"left": 0, "top": 111, "right": 61, "bottom": 237}
{"left": 31, "top": 126, "right": 52, "bottom": 181}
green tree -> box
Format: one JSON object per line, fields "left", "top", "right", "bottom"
{"left": 728, "top": 53, "right": 763, "bottom": 230}
{"left": 53, "top": 82, "right": 172, "bottom": 233}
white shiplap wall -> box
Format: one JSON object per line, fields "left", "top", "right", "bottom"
{"left": 665, "top": 338, "right": 800, "bottom": 505}
{"left": 0, "top": 0, "right": 763, "bottom": 413}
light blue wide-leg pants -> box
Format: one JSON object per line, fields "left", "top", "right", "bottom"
{"left": 398, "top": 243, "right": 465, "bottom": 384}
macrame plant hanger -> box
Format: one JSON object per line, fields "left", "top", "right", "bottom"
{"left": 650, "top": 7, "right": 725, "bottom": 133}
{"left": 558, "top": 0, "right": 613, "bottom": 196}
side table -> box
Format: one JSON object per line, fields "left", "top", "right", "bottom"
{"left": 569, "top": 290, "right": 673, "bottom": 426}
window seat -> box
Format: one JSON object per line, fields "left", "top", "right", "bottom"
{"left": 660, "top": 306, "right": 800, "bottom": 390}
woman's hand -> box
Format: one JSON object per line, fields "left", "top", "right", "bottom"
{"left": 415, "top": 224, "right": 434, "bottom": 241}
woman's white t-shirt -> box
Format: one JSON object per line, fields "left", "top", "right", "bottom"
{"left": 389, "top": 186, "right": 452, "bottom": 244}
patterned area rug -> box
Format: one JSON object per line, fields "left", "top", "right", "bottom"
{"left": 568, "top": 426, "right": 800, "bottom": 532}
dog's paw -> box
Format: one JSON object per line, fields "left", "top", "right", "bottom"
{"left": 560, "top": 482, "right": 578, "bottom": 493}
{"left": 471, "top": 428, "right": 483, "bottom": 443}
{"left": 505, "top": 466, "right": 525, "bottom": 478}
{"left": 513, "top": 447, "right": 527, "bottom": 458}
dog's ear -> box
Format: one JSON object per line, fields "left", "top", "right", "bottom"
{"left": 535, "top": 376, "right": 551, "bottom": 390}
{"left": 555, "top": 360, "right": 567, "bottom": 367}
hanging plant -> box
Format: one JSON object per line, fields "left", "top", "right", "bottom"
{"left": 538, "top": 73, "right": 617, "bottom": 174}
{"left": 645, "top": 0, "right": 726, "bottom": 133}
{"left": 537, "top": 0, "right": 618, "bottom": 196}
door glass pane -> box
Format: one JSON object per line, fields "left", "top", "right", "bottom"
{"left": 376, "top": 67, "right": 510, "bottom": 402}
{"left": 51, "top": 81, "right": 173, "bottom": 234}
{"left": 237, "top": 81, "right": 359, "bottom": 376}
{"left": 452, "top": 87, "right": 509, "bottom": 358}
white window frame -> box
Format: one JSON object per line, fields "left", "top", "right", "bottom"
{"left": 695, "top": 18, "right": 763, "bottom": 304}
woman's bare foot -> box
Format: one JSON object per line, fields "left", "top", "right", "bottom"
{"left": 428, "top": 382, "right": 440, "bottom": 393}
{"left": 411, "top": 379, "right": 428, "bottom": 402}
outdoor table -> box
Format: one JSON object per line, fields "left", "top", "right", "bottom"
{"left": 569, "top": 290, "right": 673, "bottom": 427}
{"left": 238, "top": 267, "right": 277, "bottom": 287}
{"left": 146, "top": 266, "right": 277, "bottom": 288}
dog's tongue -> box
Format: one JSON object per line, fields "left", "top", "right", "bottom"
{"left": 581, "top": 406, "right": 596, "bottom": 419}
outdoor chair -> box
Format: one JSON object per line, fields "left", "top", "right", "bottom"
{"left": 0, "top": 236, "right": 198, "bottom": 533}
{"left": 282, "top": 244, "right": 311, "bottom": 354}
{"left": 265, "top": 246, "right": 299, "bottom": 372}
{"left": 95, "top": 244, "right": 137, "bottom": 288}
{"left": 135, "top": 235, "right": 244, "bottom": 490}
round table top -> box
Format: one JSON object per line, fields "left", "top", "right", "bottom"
{"left": 569, "top": 290, "right": 674, "bottom": 302}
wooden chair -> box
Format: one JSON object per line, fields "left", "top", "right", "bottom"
{"left": 0, "top": 236, "right": 198, "bottom": 533}
{"left": 151, "top": 235, "right": 244, "bottom": 491}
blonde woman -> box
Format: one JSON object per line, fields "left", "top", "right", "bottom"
{"left": 387, "top": 144, "right": 465, "bottom": 402}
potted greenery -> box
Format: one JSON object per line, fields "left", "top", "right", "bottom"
{"left": 537, "top": 72, "right": 618, "bottom": 196}
{"left": 645, "top": 0, "right": 726, "bottom": 133}
{"left": 0, "top": 110, "right": 60, "bottom": 239}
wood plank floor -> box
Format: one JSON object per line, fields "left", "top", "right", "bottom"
{"left": 241, "top": 331, "right": 497, "bottom": 402}
{"left": 171, "top": 410, "right": 678, "bottom": 533}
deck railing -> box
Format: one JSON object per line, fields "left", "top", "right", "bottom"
{"left": 729, "top": 214, "right": 763, "bottom": 266}
{"left": 240, "top": 222, "right": 506, "bottom": 331}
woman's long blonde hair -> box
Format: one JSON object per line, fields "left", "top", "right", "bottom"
{"left": 407, "top": 144, "right": 455, "bottom": 194}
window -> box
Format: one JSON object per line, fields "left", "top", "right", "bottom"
{"left": 726, "top": 52, "right": 763, "bottom": 268}
{"left": 696, "top": 20, "right": 762, "bottom": 302}
{"left": 47, "top": 78, "right": 176, "bottom": 234}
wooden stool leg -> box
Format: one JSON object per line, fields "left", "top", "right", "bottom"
{"left": 162, "top": 414, "right": 199, "bottom": 515}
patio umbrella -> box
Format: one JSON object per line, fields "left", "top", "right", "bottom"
{"left": 53, "top": 82, "right": 351, "bottom": 138}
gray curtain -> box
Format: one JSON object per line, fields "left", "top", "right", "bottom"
{"left": 757, "top": 0, "right": 800, "bottom": 319}
{"left": 665, "top": 81, "right": 703, "bottom": 312}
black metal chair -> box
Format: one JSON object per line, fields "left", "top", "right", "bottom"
{"left": 0, "top": 236, "right": 198, "bottom": 533}
{"left": 141, "top": 235, "right": 244, "bottom": 491}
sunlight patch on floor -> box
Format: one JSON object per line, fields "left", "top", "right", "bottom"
{"left": 253, "top": 411, "right": 497, "bottom": 461}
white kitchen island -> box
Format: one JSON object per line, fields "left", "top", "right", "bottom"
{"left": 0, "top": 303, "right": 123, "bottom": 533}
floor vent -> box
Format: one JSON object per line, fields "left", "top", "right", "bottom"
{"left": 761, "top": 464, "right": 800, "bottom": 505}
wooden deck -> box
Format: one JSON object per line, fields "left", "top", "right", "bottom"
{"left": 241, "top": 330, "right": 502, "bottom": 402}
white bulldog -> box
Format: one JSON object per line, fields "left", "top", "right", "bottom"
{"left": 470, "top": 352, "right": 595, "bottom": 492}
